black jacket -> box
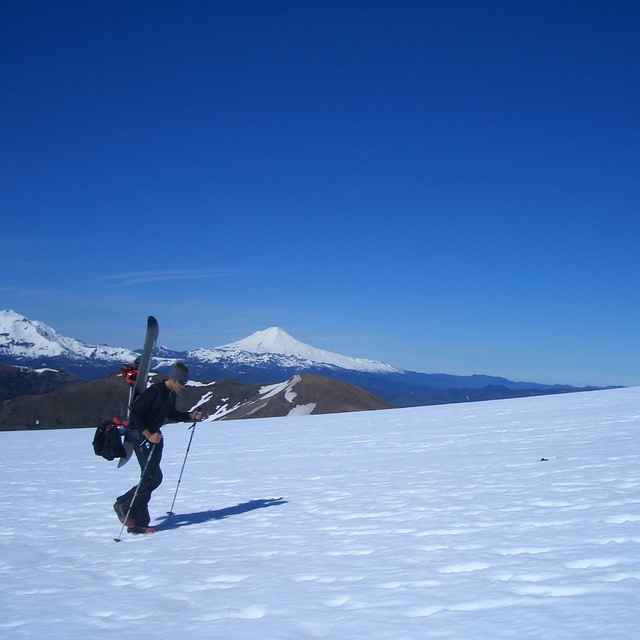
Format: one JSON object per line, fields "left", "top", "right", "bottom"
{"left": 129, "top": 381, "right": 191, "bottom": 435}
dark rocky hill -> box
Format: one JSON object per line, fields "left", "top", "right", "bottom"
{"left": 0, "top": 373, "right": 132, "bottom": 430}
{"left": 0, "top": 363, "right": 85, "bottom": 403}
{"left": 0, "top": 373, "right": 393, "bottom": 431}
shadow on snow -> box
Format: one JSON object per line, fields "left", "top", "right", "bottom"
{"left": 154, "top": 497, "right": 287, "bottom": 531}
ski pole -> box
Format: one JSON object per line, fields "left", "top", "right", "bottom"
{"left": 114, "top": 442, "right": 157, "bottom": 542}
{"left": 166, "top": 421, "right": 197, "bottom": 518}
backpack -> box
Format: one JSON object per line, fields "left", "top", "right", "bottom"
{"left": 92, "top": 419, "right": 127, "bottom": 461}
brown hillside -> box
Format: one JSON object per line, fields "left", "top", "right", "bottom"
{"left": 0, "top": 373, "right": 393, "bottom": 431}
{"left": 221, "top": 374, "right": 394, "bottom": 420}
{"left": 0, "top": 363, "right": 85, "bottom": 402}
{"left": 0, "top": 373, "right": 132, "bottom": 430}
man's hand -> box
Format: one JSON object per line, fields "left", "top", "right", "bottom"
{"left": 143, "top": 430, "right": 162, "bottom": 444}
{"left": 190, "top": 410, "right": 203, "bottom": 422}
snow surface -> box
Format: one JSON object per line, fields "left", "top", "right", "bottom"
{"left": 1, "top": 387, "right": 640, "bottom": 639}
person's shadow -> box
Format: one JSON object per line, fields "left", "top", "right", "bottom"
{"left": 155, "top": 497, "right": 287, "bottom": 531}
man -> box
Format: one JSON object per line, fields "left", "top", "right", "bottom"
{"left": 114, "top": 362, "right": 202, "bottom": 534}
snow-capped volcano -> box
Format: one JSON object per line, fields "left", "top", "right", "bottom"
{"left": 222, "top": 326, "right": 320, "bottom": 354}
{"left": 0, "top": 310, "right": 135, "bottom": 363}
{"left": 188, "top": 327, "right": 401, "bottom": 374}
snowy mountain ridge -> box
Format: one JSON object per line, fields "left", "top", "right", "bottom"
{"left": 0, "top": 310, "right": 399, "bottom": 374}
{"left": 0, "top": 309, "right": 136, "bottom": 362}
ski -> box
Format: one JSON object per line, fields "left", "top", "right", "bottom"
{"left": 117, "top": 316, "right": 159, "bottom": 468}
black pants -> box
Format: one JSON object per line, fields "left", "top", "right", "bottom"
{"left": 117, "top": 435, "right": 164, "bottom": 527}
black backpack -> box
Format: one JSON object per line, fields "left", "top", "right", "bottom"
{"left": 92, "top": 420, "right": 127, "bottom": 461}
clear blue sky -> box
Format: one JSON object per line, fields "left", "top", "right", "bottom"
{"left": 2, "top": 1, "right": 639, "bottom": 387}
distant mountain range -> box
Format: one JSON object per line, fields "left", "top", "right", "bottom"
{"left": 0, "top": 310, "right": 397, "bottom": 375}
{"left": 0, "top": 310, "right": 613, "bottom": 416}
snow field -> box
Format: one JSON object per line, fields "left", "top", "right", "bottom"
{"left": 0, "top": 387, "right": 639, "bottom": 638}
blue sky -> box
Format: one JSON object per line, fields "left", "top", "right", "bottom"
{"left": 2, "top": 1, "right": 639, "bottom": 387}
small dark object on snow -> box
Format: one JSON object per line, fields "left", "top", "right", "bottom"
{"left": 540, "top": 457, "right": 549, "bottom": 462}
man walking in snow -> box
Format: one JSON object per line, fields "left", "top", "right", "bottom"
{"left": 114, "top": 362, "right": 202, "bottom": 534}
